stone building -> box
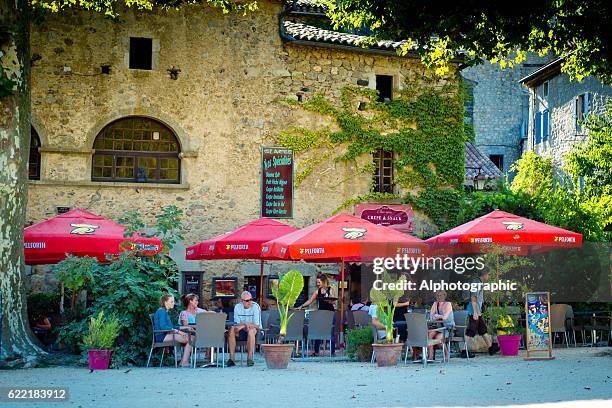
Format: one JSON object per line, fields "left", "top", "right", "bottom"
{"left": 520, "top": 58, "right": 612, "bottom": 173}
{"left": 461, "top": 53, "right": 551, "bottom": 179}
{"left": 25, "top": 1, "right": 467, "bottom": 304}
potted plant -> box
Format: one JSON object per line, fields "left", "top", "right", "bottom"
{"left": 82, "top": 311, "right": 120, "bottom": 370}
{"left": 346, "top": 326, "right": 373, "bottom": 361}
{"left": 485, "top": 306, "right": 523, "bottom": 356}
{"left": 369, "top": 272, "right": 406, "bottom": 367}
{"left": 261, "top": 270, "right": 304, "bottom": 369}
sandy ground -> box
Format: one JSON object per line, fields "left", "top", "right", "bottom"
{"left": 0, "top": 348, "right": 610, "bottom": 408}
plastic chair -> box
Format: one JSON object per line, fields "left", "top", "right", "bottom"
{"left": 352, "top": 310, "right": 370, "bottom": 327}
{"left": 450, "top": 310, "right": 470, "bottom": 359}
{"left": 346, "top": 310, "right": 355, "bottom": 329}
{"left": 146, "top": 313, "right": 182, "bottom": 368}
{"left": 550, "top": 304, "right": 570, "bottom": 347}
{"left": 283, "top": 309, "right": 306, "bottom": 357}
{"left": 404, "top": 312, "right": 446, "bottom": 367}
{"left": 264, "top": 308, "right": 280, "bottom": 343}
{"left": 192, "top": 312, "right": 227, "bottom": 368}
{"left": 305, "top": 310, "right": 334, "bottom": 357}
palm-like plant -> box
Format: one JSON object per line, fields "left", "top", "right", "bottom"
{"left": 270, "top": 270, "right": 304, "bottom": 343}
{"left": 369, "top": 272, "right": 407, "bottom": 343}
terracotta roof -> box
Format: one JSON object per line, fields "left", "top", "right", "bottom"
{"left": 464, "top": 142, "right": 503, "bottom": 180}
{"left": 285, "top": 0, "right": 327, "bottom": 15}
{"left": 282, "top": 20, "right": 408, "bottom": 52}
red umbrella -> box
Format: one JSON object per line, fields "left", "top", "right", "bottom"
{"left": 24, "top": 209, "right": 163, "bottom": 265}
{"left": 261, "top": 213, "right": 427, "bottom": 332}
{"left": 426, "top": 209, "right": 582, "bottom": 255}
{"left": 426, "top": 210, "right": 582, "bottom": 306}
{"left": 185, "top": 218, "right": 298, "bottom": 301}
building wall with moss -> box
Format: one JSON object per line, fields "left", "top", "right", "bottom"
{"left": 26, "top": 1, "right": 466, "bottom": 300}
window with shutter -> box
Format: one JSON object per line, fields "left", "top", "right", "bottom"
{"left": 543, "top": 110, "right": 550, "bottom": 141}
{"left": 535, "top": 112, "right": 542, "bottom": 145}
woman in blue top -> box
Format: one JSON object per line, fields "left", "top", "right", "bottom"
{"left": 153, "top": 294, "right": 192, "bottom": 367}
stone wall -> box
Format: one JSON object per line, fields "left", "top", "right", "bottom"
{"left": 461, "top": 53, "right": 550, "bottom": 178}
{"left": 26, "top": 2, "right": 460, "bottom": 300}
{"left": 527, "top": 74, "right": 612, "bottom": 173}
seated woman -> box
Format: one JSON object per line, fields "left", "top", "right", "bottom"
{"left": 153, "top": 294, "right": 192, "bottom": 367}
{"left": 428, "top": 290, "right": 455, "bottom": 361}
{"left": 178, "top": 293, "right": 206, "bottom": 326}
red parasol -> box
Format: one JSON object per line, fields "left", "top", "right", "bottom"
{"left": 185, "top": 218, "right": 298, "bottom": 301}
{"left": 261, "top": 213, "right": 427, "bottom": 333}
{"left": 426, "top": 209, "right": 582, "bottom": 255}
{"left": 24, "top": 209, "right": 162, "bottom": 265}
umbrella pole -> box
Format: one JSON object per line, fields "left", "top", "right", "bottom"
{"left": 340, "top": 258, "right": 345, "bottom": 340}
{"left": 496, "top": 253, "right": 500, "bottom": 307}
{"left": 259, "top": 259, "right": 264, "bottom": 307}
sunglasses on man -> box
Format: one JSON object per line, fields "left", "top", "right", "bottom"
{"left": 242, "top": 298, "right": 252, "bottom": 303}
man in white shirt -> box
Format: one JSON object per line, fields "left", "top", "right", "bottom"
{"left": 227, "top": 291, "right": 262, "bottom": 367}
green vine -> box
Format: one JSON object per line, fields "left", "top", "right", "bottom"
{"left": 275, "top": 73, "right": 469, "bottom": 231}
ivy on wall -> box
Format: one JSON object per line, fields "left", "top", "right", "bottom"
{"left": 275, "top": 72, "right": 469, "bottom": 233}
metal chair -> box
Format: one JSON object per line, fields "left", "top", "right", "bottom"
{"left": 450, "top": 310, "right": 470, "bottom": 360}
{"left": 352, "top": 310, "right": 370, "bottom": 327}
{"left": 592, "top": 312, "right": 612, "bottom": 345}
{"left": 346, "top": 310, "right": 355, "bottom": 329}
{"left": 283, "top": 309, "right": 306, "bottom": 357}
{"left": 192, "top": 312, "right": 227, "bottom": 368}
{"left": 550, "top": 304, "right": 570, "bottom": 347}
{"left": 305, "top": 310, "right": 334, "bottom": 357}
{"left": 146, "top": 313, "right": 182, "bottom": 368}
{"left": 404, "top": 312, "right": 446, "bottom": 367}
{"left": 264, "top": 308, "right": 280, "bottom": 343}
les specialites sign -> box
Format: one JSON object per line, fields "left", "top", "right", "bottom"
{"left": 261, "top": 146, "right": 294, "bottom": 218}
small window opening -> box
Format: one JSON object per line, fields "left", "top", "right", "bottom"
{"left": 375, "top": 75, "right": 393, "bottom": 102}
{"left": 129, "top": 37, "right": 153, "bottom": 70}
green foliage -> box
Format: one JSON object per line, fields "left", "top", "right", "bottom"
{"left": 346, "top": 326, "right": 373, "bottom": 360}
{"left": 270, "top": 270, "right": 304, "bottom": 340}
{"left": 56, "top": 208, "right": 181, "bottom": 365}
{"left": 54, "top": 255, "right": 98, "bottom": 294}
{"left": 82, "top": 311, "right": 120, "bottom": 350}
{"left": 369, "top": 272, "right": 406, "bottom": 342}
{"left": 322, "top": 0, "right": 612, "bottom": 83}
{"left": 510, "top": 152, "right": 555, "bottom": 198}
{"left": 277, "top": 77, "right": 466, "bottom": 231}
{"left": 31, "top": 0, "right": 259, "bottom": 18}
{"left": 484, "top": 306, "right": 524, "bottom": 336}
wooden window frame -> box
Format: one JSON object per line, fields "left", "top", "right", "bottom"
{"left": 92, "top": 117, "right": 181, "bottom": 184}
{"left": 372, "top": 149, "right": 394, "bottom": 193}
{"left": 29, "top": 127, "right": 41, "bottom": 180}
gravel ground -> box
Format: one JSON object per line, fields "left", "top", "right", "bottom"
{"left": 0, "top": 347, "right": 611, "bottom": 408}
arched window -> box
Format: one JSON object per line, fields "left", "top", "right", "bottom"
{"left": 92, "top": 117, "right": 181, "bottom": 184}
{"left": 29, "top": 127, "right": 41, "bottom": 180}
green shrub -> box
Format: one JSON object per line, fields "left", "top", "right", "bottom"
{"left": 82, "top": 311, "right": 120, "bottom": 350}
{"left": 346, "top": 326, "right": 373, "bottom": 361}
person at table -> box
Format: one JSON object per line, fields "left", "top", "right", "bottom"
{"left": 368, "top": 303, "right": 388, "bottom": 340}
{"left": 298, "top": 273, "right": 336, "bottom": 356}
{"left": 465, "top": 269, "right": 498, "bottom": 356}
{"left": 393, "top": 295, "right": 411, "bottom": 342}
{"left": 351, "top": 294, "right": 369, "bottom": 312}
{"left": 428, "top": 290, "right": 455, "bottom": 361}
{"left": 226, "top": 291, "right": 262, "bottom": 367}
{"left": 153, "top": 294, "right": 192, "bottom": 368}
{"left": 178, "top": 293, "right": 206, "bottom": 326}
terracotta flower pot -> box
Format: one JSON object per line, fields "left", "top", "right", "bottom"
{"left": 371, "top": 343, "right": 403, "bottom": 367}
{"left": 261, "top": 344, "right": 294, "bottom": 369}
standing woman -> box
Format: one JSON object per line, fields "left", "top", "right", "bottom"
{"left": 153, "top": 294, "right": 193, "bottom": 367}
{"left": 298, "top": 273, "right": 336, "bottom": 356}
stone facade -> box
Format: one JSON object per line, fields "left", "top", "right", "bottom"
{"left": 26, "top": 2, "right": 461, "bottom": 302}
{"left": 461, "top": 53, "right": 550, "bottom": 179}
{"left": 522, "top": 61, "right": 612, "bottom": 173}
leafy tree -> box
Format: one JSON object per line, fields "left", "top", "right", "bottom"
{"left": 322, "top": 0, "right": 612, "bottom": 82}
{"left": 510, "top": 151, "right": 555, "bottom": 199}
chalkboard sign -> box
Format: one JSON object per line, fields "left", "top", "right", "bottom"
{"left": 525, "top": 292, "right": 554, "bottom": 360}
{"left": 261, "top": 146, "right": 293, "bottom": 218}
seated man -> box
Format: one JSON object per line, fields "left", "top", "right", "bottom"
{"left": 368, "top": 304, "right": 388, "bottom": 341}
{"left": 227, "top": 291, "right": 262, "bottom": 367}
